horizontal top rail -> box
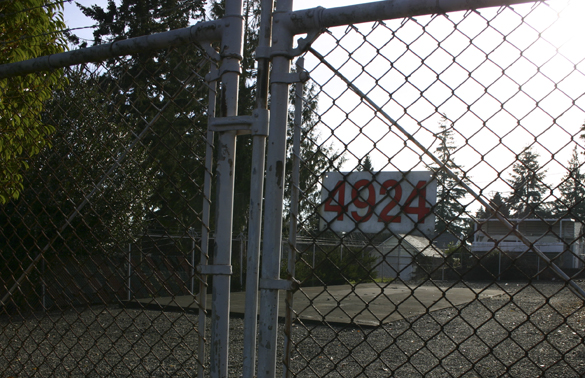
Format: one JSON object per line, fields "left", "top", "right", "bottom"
{"left": 284, "top": 0, "right": 540, "bottom": 35}
{"left": 0, "top": 19, "right": 224, "bottom": 79}
{"left": 0, "top": 0, "right": 539, "bottom": 78}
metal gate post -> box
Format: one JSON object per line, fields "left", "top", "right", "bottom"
{"left": 127, "top": 243, "right": 132, "bottom": 301}
{"left": 257, "top": 0, "right": 294, "bottom": 375}
{"left": 283, "top": 57, "right": 305, "bottom": 378}
{"left": 241, "top": 0, "right": 275, "bottom": 375}
{"left": 208, "top": 0, "right": 244, "bottom": 376}
{"left": 199, "top": 62, "right": 216, "bottom": 376}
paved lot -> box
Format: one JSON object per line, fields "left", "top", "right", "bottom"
{"left": 4, "top": 281, "right": 583, "bottom": 377}
{"left": 128, "top": 282, "right": 504, "bottom": 326}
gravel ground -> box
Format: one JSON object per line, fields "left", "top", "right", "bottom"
{"left": 2, "top": 280, "right": 585, "bottom": 377}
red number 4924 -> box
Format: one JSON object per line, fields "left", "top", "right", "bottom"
{"left": 323, "top": 179, "right": 431, "bottom": 223}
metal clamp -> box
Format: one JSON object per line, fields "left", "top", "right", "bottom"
{"left": 201, "top": 42, "right": 220, "bottom": 63}
{"left": 205, "top": 63, "right": 243, "bottom": 82}
{"left": 255, "top": 45, "right": 272, "bottom": 60}
{"left": 259, "top": 278, "right": 299, "bottom": 291}
{"left": 197, "top": 264, "right": 232, "bottom": 276}
{"left": 251, "top": 108, "right": 270, "bottom": 136}
{"left": 208, "top": 108, "right": 269, "bottom": 136}
{"left": 290, "top": 27, "right": 324, "bottom": 57}
{"left": 271, "top": 70, "right": 310, "bottom": 84}
{"left": 257, "top": 28, "right": 324, "bottom": 59}
{"left": 257, "top": 8, "right": 325, "bottom": 59}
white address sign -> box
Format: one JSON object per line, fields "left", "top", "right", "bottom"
{"left": 320, "top": 171, "right": 436, "bottom": 234}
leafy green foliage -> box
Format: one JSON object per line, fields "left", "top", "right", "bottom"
{"left": 0, "top": 0, "right": 67, "bottom": 203}
{"left": 0, "top": 69, "right": 156, "bottom": 293}
{"left": 1, "top": 69, "right": 154, "bottom": 258}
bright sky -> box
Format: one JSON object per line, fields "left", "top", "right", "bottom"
{"left": 293, "top": 0, "right": 585, "bottom": 212}
{"left": 63, "top": 0, "right": 585, "bottom": 212}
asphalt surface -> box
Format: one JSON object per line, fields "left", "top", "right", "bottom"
{"left": 3, "top": 281, "right": 584, "bottom": 377}
{"left": 127, "top": 282, "right": 504, "bottom": 326}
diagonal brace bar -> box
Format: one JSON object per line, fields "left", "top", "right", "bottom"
{"left": 308, "top": 46, "right": 585, "bottom": 301}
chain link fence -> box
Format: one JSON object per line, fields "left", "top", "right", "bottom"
{"left": 1, "top": 41, "right": 217, "bottom": 375}
{"left": 282, "top": 1, "right": 585, "bottom": 376}
{"left": 2, "top": 0, "right": 585, "bottom": 377}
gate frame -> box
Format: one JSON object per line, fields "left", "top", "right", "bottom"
{"left": 0, "top": 1, "right": 560, "bottom": 377}
{"left": 257, "top": 0, "right": 544, "bottom": 376}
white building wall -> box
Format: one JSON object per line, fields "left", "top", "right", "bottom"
{"left": 375, "top": 248, "right": 413, "bottom": 281}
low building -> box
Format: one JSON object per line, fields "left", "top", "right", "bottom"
{"left": 373, "top": 234, "right": 445, "bottom": 281}
{"left": 472, "top": 218, "right": 584, "bottom": 271}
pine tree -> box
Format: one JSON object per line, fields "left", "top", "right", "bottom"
{"left": 357, "top": 156, "right": 374, "bottom": 172}
{"left": 430, "top": 115, "right": 469, "bottom": 237}
{"left": 556, "top": 146, "right": 585, "bottom": 221}
{"left": 78, "top": 0, "right": 216, "bottom": 233}
{"left": 79, "top": 0, "right": 339, "bottom": 235}
{"left": 506, "top": 146, "right": 549, "bottom": 218}
{"left": 284, "top": 78, "right": 345, "bottom": 233}
{"left": 477, "top": 191, "right": 509, "bottom": 219}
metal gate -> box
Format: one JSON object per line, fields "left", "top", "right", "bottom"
{"left": 2, "top": 0, "right": 585, "bottom": 377}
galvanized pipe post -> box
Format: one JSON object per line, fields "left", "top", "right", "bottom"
{"left": 257, "top": 0, "right": 294, "bottom": 375}
{"left": 128, "top": 243, "right": 132, "bottom": 301}
{"left": 242, "top": 0, "right": 274, "bottom": 377}
{"left": 209, "top": 0, "right": 244, "bottom": 376}
{"left": 198, "top": 60, "right": 216, "bottom": 375}
{"left": 189, "top": 228, "right": 196, "bottom": 294}
{"left": 283, "top": 57, "right": 304, "bottom": 378}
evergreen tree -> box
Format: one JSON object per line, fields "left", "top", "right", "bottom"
{"left": 78, "top": 0, "right": 338, "bottom": 236}
{"left": 506, "top": 146, "right": 549, "bottom": 218}
{"left": 556, "top": 146, "right": 585, "bottom": 221}
{"left": 357, "top": 156, "right": 374, "bottom": 172}
{"left": 78, "top": 0, "right": 214, "bottom": 233}
{"left": 285, "top": 79, "right": 345, "bottom": 234}
{"left": 476, "top": 191, "right": 510, "bottom": 219}
{"left": 430, "top": 115, "right": 469, "bottom": 237}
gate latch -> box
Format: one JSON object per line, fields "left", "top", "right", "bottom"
{"left": 197, "top": 264, "right": 232, "bottom": 276}
{"left": 208, "top": 108, "right": 269, "bottom": 136}
{"left": 259, "top": 278, "right": 300, "bottom": 291}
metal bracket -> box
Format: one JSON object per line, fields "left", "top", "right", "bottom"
{"left": 197, "top": 264, "right": 232, "bottom": 276}
{"left": 208, "top": 108, "right": 269, "bottom": 136}
{"left": 204, "top": 63, "right": 243, "bottom": 82}
{"left": 259, "top": 278, "right": 299, "bottom": 291}
{"left": 290, "top": 27, "right": 324, "bottom": 57}
{"left": 257, "top": 28, "right": 324, "bottom": 59}
{"left": 205, "top": 70, "right": 220, "bottom": 82}
{"left": 270, "top": 70, "right": 310, "bottom": 84}
{"left": 257, "top": 7, "right": 325, "bottom": 59}
{"left": 201, "top": 42, "right": 220, "bottom": 63}
{"left": 255, "top": 45, "right": 272, "bottom": 60}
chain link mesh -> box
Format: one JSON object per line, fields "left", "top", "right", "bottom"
{"left": 1, "top": 42, "right": 217, "bottom": 376}
{"left": 2, "top": 1, "right": 585, "bottom": 377}
{"left": 284, "top": 1, "right": 585, "bottom": 377}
